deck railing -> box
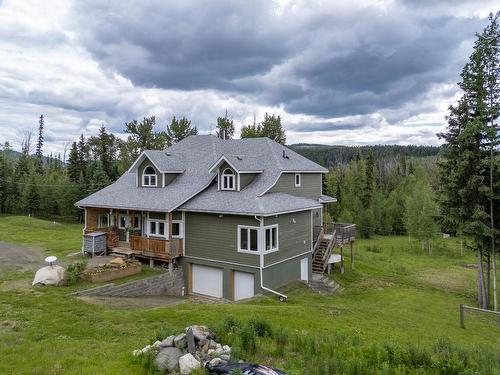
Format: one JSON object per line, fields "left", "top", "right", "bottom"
{"left": 314, "top": 222, "right": 356, "bottom": 245}
{"left": 130, "top": 235, "right": 183, "bottom": 259}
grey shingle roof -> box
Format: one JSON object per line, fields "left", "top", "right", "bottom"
{"left": 76, "top": 135, "right": 328, "bottom": 214}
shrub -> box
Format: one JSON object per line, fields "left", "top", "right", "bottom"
{"left": 65, "top": 260, "right": 87, "bottom": 285}
{"left": 239, "top": 325, "right": 257, "bottom": 355}
{"left": 248, "top": 316, "right": 272, "bottom": 338}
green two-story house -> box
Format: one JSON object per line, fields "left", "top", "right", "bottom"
{"left": 76, "top": 135, "right": 336, "bottom": 301}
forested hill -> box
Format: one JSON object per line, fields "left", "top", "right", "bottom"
{"left": 290, "top": 144, "right": 441, "bottom": 168}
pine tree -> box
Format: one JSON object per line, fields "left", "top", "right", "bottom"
{"left": 166, "top": 116, "right": 198, "bottom": 146}
{"left": 35, "top": 115, "right": 44, "bottom": 174}
{"left": 67, "top": 142, "right": 80, "bottom": 183}
{"left": 87, "top": 161, "right": 111, "bottom": 195}
{"left": 216, "top": 110, "right": 235, "bottom": 139}
{"left": 77, "top": 134, "right": 89, "bottom": 180}
{"left": 438, "top": 12, "right": 500, "bottom": 309}
{"left": 0, "top": 151, "right": 12, "bottom": 213}
{"left": 24, "top": 175, "right": 40, "bottom": 217}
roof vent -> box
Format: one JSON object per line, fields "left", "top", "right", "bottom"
{"left": 236, "top": 156, "right": 242, "bottom": 161}
{"left": 165, "top": 152, "right": 171, "bottom": 156}
{"left": 282, "top": 150, "right": 289, "bottom": 159}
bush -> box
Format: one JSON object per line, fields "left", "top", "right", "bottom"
{"left": 248, "top": 316, "right": 272, "bottom": 338}
{"left": 65, "top": 260, "right": 87, "bottom": 285}
{"left": 239, "top": 325, "right": 257, "bottom": 355}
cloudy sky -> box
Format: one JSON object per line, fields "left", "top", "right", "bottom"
{"left": 0, "top": 0, "right": 497, "bottom": 155}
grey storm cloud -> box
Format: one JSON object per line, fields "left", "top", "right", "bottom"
{"left": 70, "top": 0, "right": 487, "bottom": 119}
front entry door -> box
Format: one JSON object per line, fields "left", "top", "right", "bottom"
{"left": 119, "top": 215, "right": 131, "bottom": 242}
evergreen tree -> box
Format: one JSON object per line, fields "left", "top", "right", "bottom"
{"left": 24, "top": 175, "right": 40, "bottom": 216}
{"left": 35, "top": 115, "right": 44, "bottom": 174}
{"left": 77, "top": 134, "right": 89, "bottom": 180}
{"left": 67, "top": 142, "right": 80, "bottom": 183}
{"left": 216, "top": 110, "right": 235, "bottom": 139}
{"left": 362, "top": 151, "right": 375, "bottom": 208}
{"left": 87, "top": 161, "right": 111, "bottom": 195}
{"left": 240, "top": 122, "right": 263, "bottom": 138}
{"left": 0, "top": 151, "right": 12, "bottom": 213}
{"left": 166, "top": 116, "right": 198, "bottom": 146}
{"left": 437, "top": 13, "right": 500, "bottom": 309}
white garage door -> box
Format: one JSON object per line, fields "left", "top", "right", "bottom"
{"left": 192, "top": 264, "right": 223, "bottom": 298}
{"left": 234, "top": 271, "right": 254, "bottom": 301}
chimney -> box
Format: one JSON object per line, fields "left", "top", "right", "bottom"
{"left": 282, "top": 150, "right": 289, "bottom": 159}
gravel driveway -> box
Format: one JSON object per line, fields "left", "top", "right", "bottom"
{"left": 0, "top": 241, "right": 43, "bottom": 272}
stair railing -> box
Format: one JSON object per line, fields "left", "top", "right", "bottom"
{"left": 321, "top": 229, "right": 336, "bottom": 273}
{"left": 313, "top": 227, "right": 324, "bottom": 259}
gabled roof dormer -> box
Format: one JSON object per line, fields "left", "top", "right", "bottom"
{"left": 209, "top": 155, "right": 263, "bottom": 192}
{"left": 128, "top": 150, "right": 185, "bottom": 188}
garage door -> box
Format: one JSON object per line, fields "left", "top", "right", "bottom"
{"left": 192, "top": 264, "right": 223, "bottom": 298}
{"left": 234, "top": 271, "right": 254, "bottom": 301}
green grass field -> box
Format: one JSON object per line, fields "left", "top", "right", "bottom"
{"left": 0, "top": 215, "right": 498, "bottom": 374}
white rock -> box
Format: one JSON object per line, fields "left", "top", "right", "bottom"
{"left": 160, "top": 335, "right": 175, "bottom": 348}
{"left": 153, "top": 340, "right": 162, "bottom": 347}
{"left": 216, "top": 343, "right": 222, "bottom": 349}
{"left": 222, "top": 345, "right": 231, "bottom": 353}
{"left": 209, "top": 357, "right": 224, "bottom": 366}
{"left": 32, "top": 265, "right": 65, "bottom": 286}
{"left": 179, "top": 353, "right": 201, "bottom": 374}
{"left": 207, "top": 349, "right": 216, "bottom": 356}
{"left": 220, "top": 354, "right": 230, "bottom": 361}
{"left": 215, "top": 347, "right": 224, "bottom": 355}
{"left": 186, "top": 325, "right": 211, "bottom": 340}
{"left": 132, "top": 349, "right": 141, "bottom": 356}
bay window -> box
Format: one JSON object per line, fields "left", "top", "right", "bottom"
{"left": 237, "top": 224, "right": 279, "bottom": 253}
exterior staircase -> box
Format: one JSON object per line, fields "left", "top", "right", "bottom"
{"left": 312, "top": 229, "right": 336, "bottom": 274}
{"left": 308, "top": 273, "right": 341, "bottom": 294}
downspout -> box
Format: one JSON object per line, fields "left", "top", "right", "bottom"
{"left": 254, "top": 215, "right": 288, "bottom": 302}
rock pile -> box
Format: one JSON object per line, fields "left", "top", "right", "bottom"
{"left": 132, "top": 325, "right": 232, "bottom": 374}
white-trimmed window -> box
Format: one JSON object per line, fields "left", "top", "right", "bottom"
{"left": 148, "top": 219, "right": 167, "bottom": 237}
{"left": 238, "top": 225, "right": 259, "bottom": 253}
{"left": 294, "top": 173, "right": 301, "bottom": 187}
{"left": 264, "top": 225, "right": 279, "bottom": 252}
{"left": 118, "top": 214, "right": 140, "bottom": 230}
{"left": 171, "top": 220, "right": 184, "bottom": 238}
{"left": 221, "top": 168, "right": 236, "bottom": 190}
{"left": 143, "top": 166, "right": 157, "bottom": 187}
{"left": 96, "top": 214, "right": 109, "bottom": 228}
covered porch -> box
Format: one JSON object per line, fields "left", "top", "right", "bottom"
{"left": 83, "top": 207, "right": 185, "bottom": 262}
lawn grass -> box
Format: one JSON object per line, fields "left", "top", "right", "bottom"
{"left": 0, "top": 216, "right": 498, "bottom": 374}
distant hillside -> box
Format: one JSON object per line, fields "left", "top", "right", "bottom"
{"left": 290, "top": 144, "right": 441, "bottom": 168}
{"left": 1, "top": 149, "right": 61, "bottom": 164}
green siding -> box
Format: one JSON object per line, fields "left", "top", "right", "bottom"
{"left": 263, "top": 254, "right": 311, "bottom": 289}
{"left": 138, "top": 158, "right": 160, "bottom": 188}
{"left": 184, "top": 212, "right": 260, "bottom": 267}
{"left": 268, "top": 173, "right": 322, "bottom": 199}
{"left": 240, "top": 173, "right": 257, "bottom": 189}
{"left": 263, "top": 210, "right": 312, "bottom": 266}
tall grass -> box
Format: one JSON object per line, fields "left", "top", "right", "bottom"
{"left": 213, "top": 316, "right": 500, "bottom": 375}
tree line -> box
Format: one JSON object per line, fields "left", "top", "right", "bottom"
{"left": 0, "top": 112, "right": 287, "bottom": 221}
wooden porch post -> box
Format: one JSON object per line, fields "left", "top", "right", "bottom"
{"left": 323, "top": 204, "right": 327, "bottom": 232}
{"left": 340, "top": 245, "right": 344, "bottom": 274}
{"left": 168, "top": 212, "right": 173, "bottom": 241}
{"left": 350, "top": 241, "right": 354, "bottom": 271}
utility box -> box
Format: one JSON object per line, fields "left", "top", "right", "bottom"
{"left": 83, "top": 232, "right": 107, "bottom": 256}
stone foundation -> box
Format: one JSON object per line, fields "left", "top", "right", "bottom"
{"left": 74, "top": 269, "right": 184, "bottom": 297}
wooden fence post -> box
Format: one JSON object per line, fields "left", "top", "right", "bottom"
{"left": 460, "top": 303, "right": 465, "bottom": 328}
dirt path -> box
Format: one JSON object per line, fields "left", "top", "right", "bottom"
{"left": 0, "top": 241, "right": 44, "bottom": 272}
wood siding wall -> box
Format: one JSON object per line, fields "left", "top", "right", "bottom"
{"left": 268, "top": 173, "right": 322, "bottom": 199}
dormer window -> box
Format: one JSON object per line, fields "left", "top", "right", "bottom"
{"left": 143, "top": 166, "right": 157, "bottom": 187}
{"left": 295, "top": 173, "right": 301, "bottom": 187}
{"left": 221, "top": 168, "right": 235, "bottom": 190}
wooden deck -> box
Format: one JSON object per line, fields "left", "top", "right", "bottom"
{"left": 109, "top": 236, "right": 183, "bottom": 261}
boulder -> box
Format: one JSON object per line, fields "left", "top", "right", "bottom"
{"left": 209, "top": 357, "right": 225, "bottom": 366}
{"left": 155, "top": 347, "right": 183, "bottom": 372}
{"left": 222, "top": 345, "right": 231, "bottom": 353}
{"left": 109, "top": 257, "right": 125, "bottom": 265}
{"left": 179, "top": 353, "right": 201, "bottom": 374}
{"left": 186, "top": 328, "right": 196, "bottom": 354}
{"left": 188, "top": 325, "right": 211, "bottom": 341}
{"left": 160, "top": 335, "right": 175, "bottom": 348}
{"left": 174, "top": 333, "right": 187, "bottom": 349}
{"left": 220, "top": 354, "right": 231, "bottom": 361}
{"left": 32, "top": 265, "right": 65, "bottom": 286}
